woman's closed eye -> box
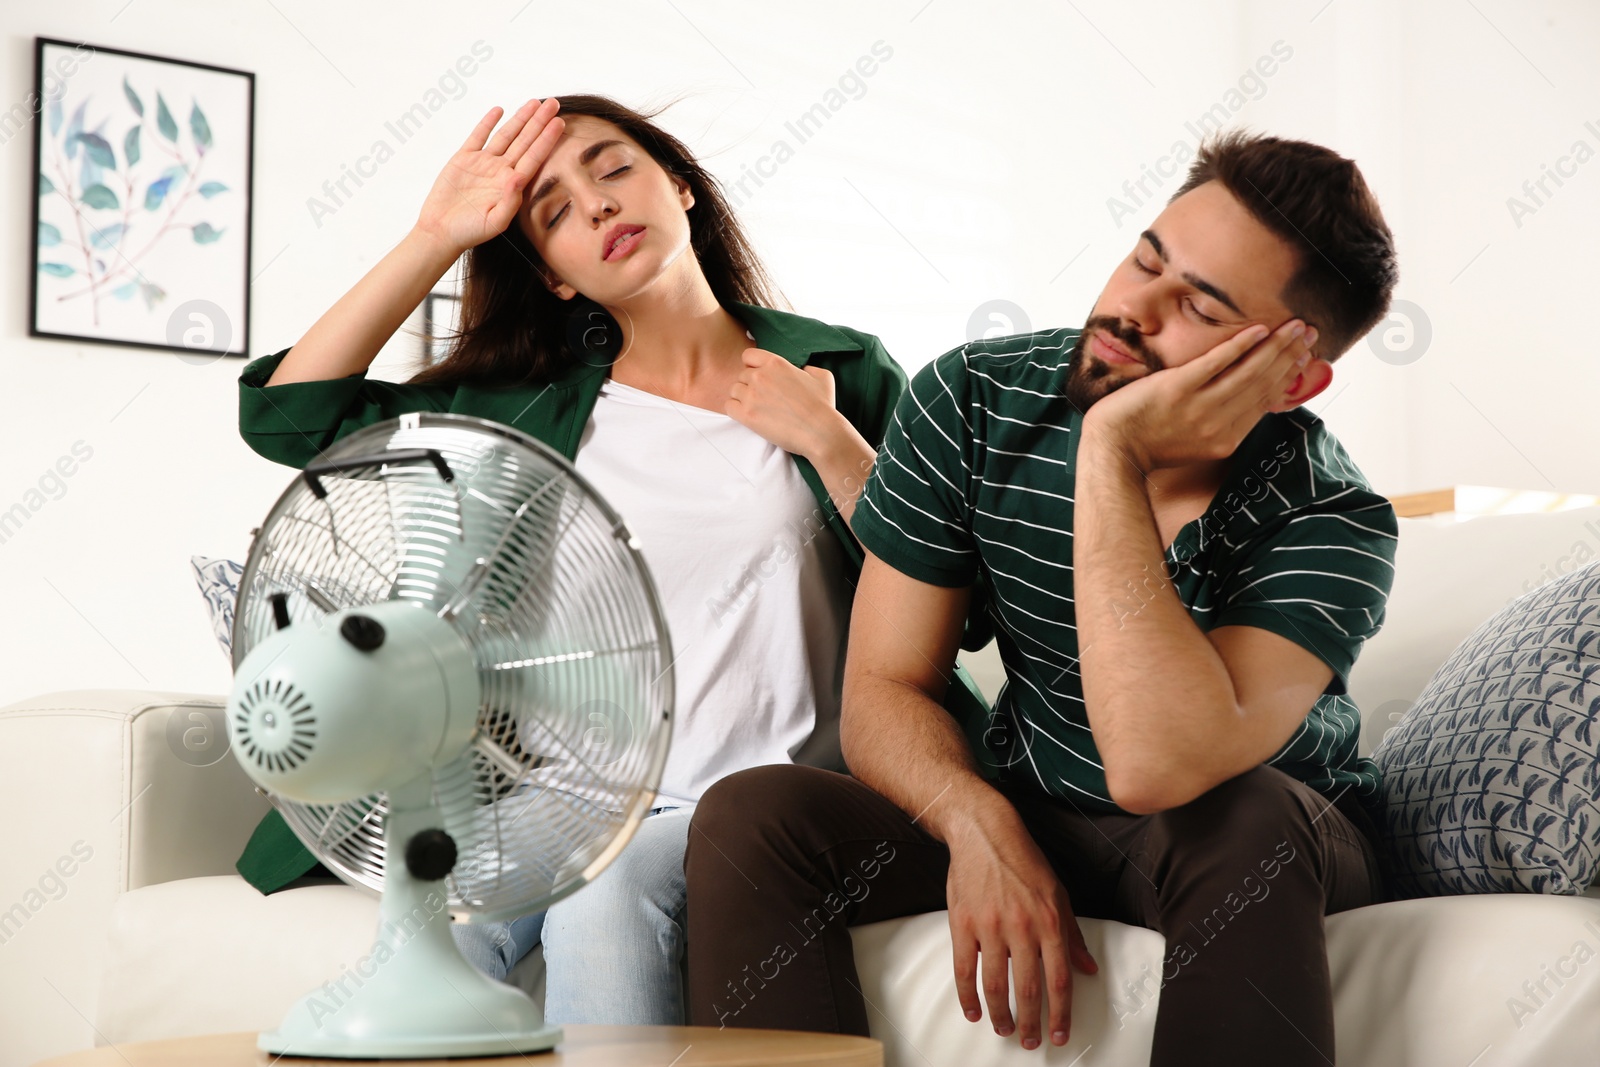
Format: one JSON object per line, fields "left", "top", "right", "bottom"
{"left": 546, "top": 167, "right": 633, "bottom": 228}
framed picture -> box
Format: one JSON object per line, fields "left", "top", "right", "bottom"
{"left": 421, "top": 291, "right": 462, "bottom": 368}
{"left": 29, "top": 37, "right": 254, "bottom": 359}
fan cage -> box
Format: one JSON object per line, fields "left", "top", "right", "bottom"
{"left": 231, "top": 413, "right": 674, "bottom": 921}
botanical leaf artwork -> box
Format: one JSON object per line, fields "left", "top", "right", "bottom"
{"left": 36, "top": 75, "right": 229, "bottom": 326}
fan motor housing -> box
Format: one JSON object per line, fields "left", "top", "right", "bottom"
{"left": 227, "top": 601, "right": 480, "bottom": 803}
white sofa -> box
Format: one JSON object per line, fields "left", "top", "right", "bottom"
{"left": 5, "top": 505, "right": 1600, "bottom": 1066}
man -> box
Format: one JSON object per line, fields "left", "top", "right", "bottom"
{"left": 682, "top": 131, "right": 1399, "bottom": 1065}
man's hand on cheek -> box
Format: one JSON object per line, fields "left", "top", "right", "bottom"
{"left": 1082, "top": 318, "right": 1318, "bottom": 475}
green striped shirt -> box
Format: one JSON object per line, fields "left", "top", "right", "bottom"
{"left": 852, "top": 327, "right": 1398, "bottom": 817}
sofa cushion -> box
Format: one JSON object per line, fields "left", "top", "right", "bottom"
{"left": 1374, "top": 560, "right": 1600, "bottom": 897}
{"left": 852, "top": 894, "right": 1600, "bottom": 1065}
{"left": 95, "top": 875, "right": 546, "bottom": 1046}
{"left": 92, "top": 874, "right": 1600, "bottom": 1064}
{"left": 190, "top": 556, "right": 244, "bottom": 659}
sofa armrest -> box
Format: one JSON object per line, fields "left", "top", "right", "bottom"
{"left": 0, "top": 689, "right": 271, "bottom": 1067}
{"left": 0, "top": 689, "right": 270, "bottom": 894}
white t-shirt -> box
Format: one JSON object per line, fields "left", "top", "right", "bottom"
{"left": 572, "top": 375, "right": 852, "bottom": 808}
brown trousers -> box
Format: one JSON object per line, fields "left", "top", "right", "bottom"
{"left": 683, "top": 763, "right": 1383, "bottom": 1066}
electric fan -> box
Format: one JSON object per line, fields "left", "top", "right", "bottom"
{"left": 225, "top": 411, "right": 674, "bottom": 1057}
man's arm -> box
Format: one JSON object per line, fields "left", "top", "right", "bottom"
{"left": 842, "top": 551, "right": 1098, "bottom": 1052}
{"left": 1072, "top": 427, "right": 1335, "bottom": 814}
{"left": 1071, "top": 319, "right": 1334, "bottom": 814}
{"left": 840, "top": 552, "right": 985, "bottom": 829}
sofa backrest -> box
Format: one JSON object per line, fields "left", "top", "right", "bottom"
{"left": 1348, "top": 504, "right": 1600, "bottom": 755}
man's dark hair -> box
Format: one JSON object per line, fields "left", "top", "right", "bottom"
{"left": 1169, "top": 130, "right": 1398, "bottom": 362}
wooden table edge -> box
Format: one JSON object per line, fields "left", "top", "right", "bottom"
{"left": 32, "top": 1024, "right": 883, "bottom": 1067}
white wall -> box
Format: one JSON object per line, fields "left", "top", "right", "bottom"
{"left": 1, "top": 0, "right": 1596, "bottom": 710}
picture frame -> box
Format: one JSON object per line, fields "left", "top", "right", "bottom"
{"left": 28, "top": 36, "right": 255, "bottom": 360}
{"left": 421, "top": 291, "right": 462, "bottom": 368}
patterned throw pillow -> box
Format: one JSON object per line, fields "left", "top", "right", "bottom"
{"left": 191, "top": 555, "right": 244, "bottom": 659}
{"left": 1374, "top": 559, "right": 1600, "bottom": 897}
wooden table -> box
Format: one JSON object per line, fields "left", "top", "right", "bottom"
{"left": 34, "top": 1026, "right": 882, "bottom": 1066}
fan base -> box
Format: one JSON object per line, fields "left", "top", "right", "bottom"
{"left": 252, "top": 900, "right": 564, "bottom": 1059}
{"left": 255, "top": 939, "right": 562, "bottom": 1058}
{"left": 258, "top": 1022, "right": 561, "bottom": 1058}
{"left": 256, "top": 771, "right": 571, "bottom": 1057}
{"left": 255, "top": 951, "right": 563, "bottom": 1058}
{"left": 255, "top": 810, "right": 564, "bottom": 1056}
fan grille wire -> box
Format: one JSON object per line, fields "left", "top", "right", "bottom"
{"left": 231, "top": 415, "right": 673, "bottom": 920}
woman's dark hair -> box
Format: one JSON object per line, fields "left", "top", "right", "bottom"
{"left": 1168, "top": 129, "right": 1398, "bottom": 362}
{"left": 407, "top": 94, "right": 785, "bottom": 387}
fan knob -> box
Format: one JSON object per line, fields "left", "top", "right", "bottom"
{"left": 339, "top": 614, "right": 386, "bottom": 652}
{"left": 404, "top": 828, "right": 458, "bottom": 882}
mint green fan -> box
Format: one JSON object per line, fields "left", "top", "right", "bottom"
{"left": 226, "top": 412, "right": 674, "bottom": 1057}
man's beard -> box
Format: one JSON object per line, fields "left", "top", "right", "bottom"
{"left": 1063, "top": 315, "right": 1160, "bottom": 413}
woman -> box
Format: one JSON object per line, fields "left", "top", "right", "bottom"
{"left": 234, "top": 94, "right": 989, "bottom": 1025}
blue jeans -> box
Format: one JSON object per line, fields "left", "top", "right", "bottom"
{"left": 451, "top": 805, "right": 692, "bottom": 1025}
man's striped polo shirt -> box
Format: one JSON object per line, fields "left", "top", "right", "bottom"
{"left": 851, "top": 327, "right": 1399, "bottom": 819}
